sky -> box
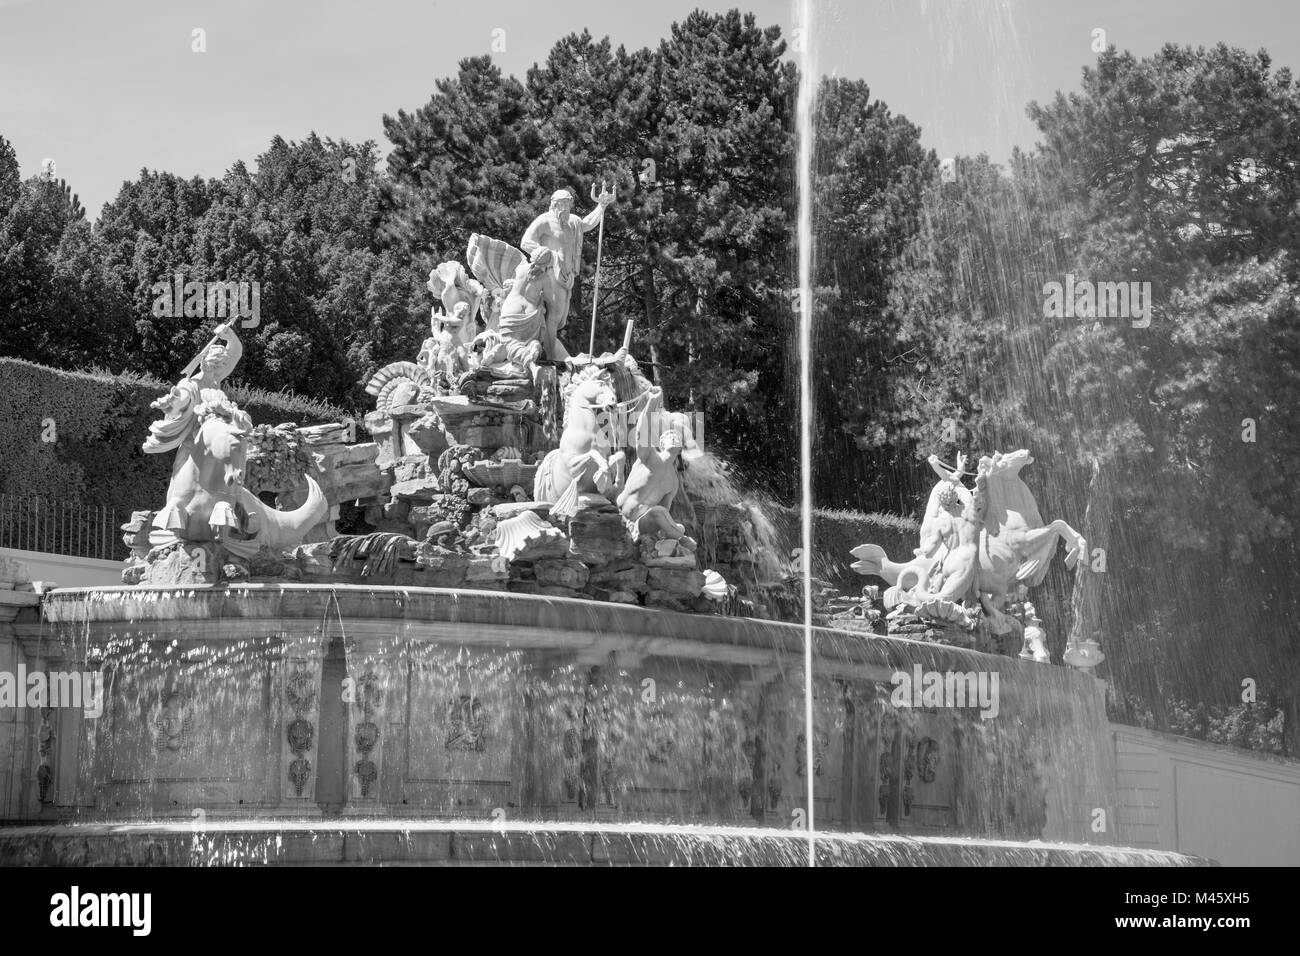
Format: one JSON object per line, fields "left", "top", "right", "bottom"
{"left": 2, "top": 0, "right": 1298, "bottom": 218}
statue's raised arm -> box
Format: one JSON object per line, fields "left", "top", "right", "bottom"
{"left": 143, "top": 323, "right": 243, "bottom": 454}
{"left": 632, "top": 388, "right": 664, "bottom": 462}
{"left": 581, "top": 182, "right": 615, "bottom": 232}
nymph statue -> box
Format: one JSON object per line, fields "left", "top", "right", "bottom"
{"left": 497, "top": 247, "right": 566, "bottom": 369}
{"left": 417, "top": 302, "right": 473, "bottom": 389}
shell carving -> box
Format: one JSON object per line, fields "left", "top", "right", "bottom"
{"left": 494, "top": 511, "right": 563, "bottom": 562}
{"left": 365, "top": 362, "right": 432, "bottom": 412}
{"left": 463, "top": 459, "right": 537, "bottom": 490}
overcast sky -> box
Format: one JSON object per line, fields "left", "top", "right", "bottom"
{"left": 2, "top": 0, "right": 1297, "bottom": 218}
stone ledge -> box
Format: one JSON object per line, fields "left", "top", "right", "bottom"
{"left": 0, "top": 822, "right": 1212, "bottom": 867}
{"left": 0, "top": 589, "right": 41, "bottom": 623}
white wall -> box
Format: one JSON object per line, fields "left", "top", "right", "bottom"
{"left": 1114, "top": 724, "right": 1300, "bottom": 866}
{"left": 0, "top": 547, "right": 123, "bottom": 588}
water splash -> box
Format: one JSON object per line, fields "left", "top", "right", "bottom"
{"left": 796, "top": 0, "right": 819, "bottom": 866}
{"left": 0, "top": 817, "right": 1206, "bottom": 867}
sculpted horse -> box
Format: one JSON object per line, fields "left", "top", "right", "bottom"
{"left": 151, "top": 413, "right": 327, "bottom": 557}
{"left": 851, "top": 450, "right": 1085, "bottom": 627}
{"left": 533, "top": 375, "right": 623, "bottom": 518}
{"left": 973, "top": 450, "right": 1086, "bottom": 593}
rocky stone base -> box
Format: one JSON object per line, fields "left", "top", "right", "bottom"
{"left": 291, "top": 399, "right": 729, "bottom": 614}
{"left": 122, "top": 541, "right": 223, "bottom": 586}
{"left": 289, "top": 505, "right": 716, "bottom": 613}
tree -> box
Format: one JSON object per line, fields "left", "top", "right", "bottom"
{"left": 881, "top": 44, "right": 1300, "bottom": 751}
{"left": 810, "top": 78, "right": 932, "bottom": 509}
{"left": 95, "top": 135, "right": 423, "bottom": 408}
{"left": 0, "top": 168, "right": 130, "bottom": 370}
{"left": 378, "top": 13, "right": 802, "bottom": 496}
{"left": 532, "top": 12, "right": 801, "bottom": 486}
{"left": 377, "top": 56, "right": 545, "bottom": 268}
{"left": 0, "top": 134, "right": 20, "bottom": 213}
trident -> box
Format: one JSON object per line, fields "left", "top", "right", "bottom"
{"left": 588, "top": 179, "right": 613, "bottom": 355}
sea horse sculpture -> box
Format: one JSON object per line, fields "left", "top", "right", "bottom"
{"left": 143, "top": 324, "right": 327, "bottom": 556}
{"left": 532, "top": 372, "right": 623, "bottom": 518}
{"left": 851, "top": 450, "right": 1086, "bottom": 630}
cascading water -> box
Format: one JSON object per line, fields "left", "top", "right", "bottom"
{"left": 0, "top": 582, "right": 1208, "bottom": 865}
{"left": 676, "top": 451, "right": 788, "bottom": 588}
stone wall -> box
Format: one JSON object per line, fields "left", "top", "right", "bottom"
{"left": 0, "top": 557, "right": 41, "bottom": 820}
{"left": 1113, "top": 724, "right": 1300, "bottom": 865}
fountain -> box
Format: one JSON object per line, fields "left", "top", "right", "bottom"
{"left": 0, "top": 195, "right": 1205, "bottom": 866}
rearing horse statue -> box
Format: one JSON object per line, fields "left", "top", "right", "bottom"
{"left": 851, "top": 449, "right": 1086, "bottom": 629}
{"left": 532, "top": 372, "right": 623, "bottom": 518}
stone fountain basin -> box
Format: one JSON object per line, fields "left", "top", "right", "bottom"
{"left": 26, "top": 585, "right": 1126, "bottom": 851}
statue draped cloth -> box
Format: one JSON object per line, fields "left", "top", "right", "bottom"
{"left": 144, "top": 327, "right": 250, "bottom": 456}
{"left": 142, "top": 380, "right": 250, "bottom": 454}
{"left": 520, "top": 212, "right": 591, "bottom": 332}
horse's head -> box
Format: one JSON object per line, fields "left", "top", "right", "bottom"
{"left": 570, "top": 376, "right": 618, "bottom": 413}
{"left": 981, "top": 449, "right": 1034, "bottom": 477}
{"left": 196, "top": 414, "right": 248, "bottom": 488}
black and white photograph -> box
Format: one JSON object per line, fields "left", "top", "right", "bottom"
{"left": 0, "top": 0, "right": 1293, "bottom": 930}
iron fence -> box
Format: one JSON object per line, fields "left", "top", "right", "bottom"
{"left": 0, "top": 494, "right": 127, "bottom": 561}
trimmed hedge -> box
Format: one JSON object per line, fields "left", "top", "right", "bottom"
{"left": 768, "top": 503, "right": 918, "bottom": 594}
{"left": 0, "top": 358, "right": 347, "bottom": 516}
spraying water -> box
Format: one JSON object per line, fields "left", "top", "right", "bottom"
{"left": 795, "top": 0, "right": 818, "bottom": 866}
